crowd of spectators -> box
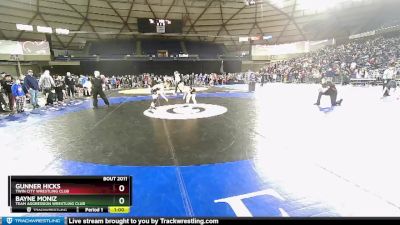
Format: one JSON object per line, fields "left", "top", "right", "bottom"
{"left": 259, "top": 34, "right": 400, "bottom": 83}
{"left": 0, "top": 70, "right": 96, "bottom": 113}
{"left": 100, "top": 73, "right": 246, "bottom": 89}
{"left": 0, "top": 70, "right": 249, "bottom": 114}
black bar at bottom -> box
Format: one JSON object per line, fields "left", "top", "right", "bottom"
{"left": 66, "top": 217, "right": 400, "bottom": 225}
{"left": 12, "top": 207, "right": 108, "bottom": 213}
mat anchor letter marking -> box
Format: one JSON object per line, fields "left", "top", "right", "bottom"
{"left": 215, "top": 189, "right": 289, "bottom": 217}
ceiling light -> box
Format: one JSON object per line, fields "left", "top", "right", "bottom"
{"left": 16, "top": 24, "right": 33, "bottom": 31}
{"left": 37, "top": 26, "right": 53, "bottom": 34}
{"left": 263, "top": 35, "right": 272, "bottom": 40}
{"left": 239, "top": 37, "right": 249, "bottom": 42}
{"left": 55, "top": 28, "right": 69, "bottom": 35}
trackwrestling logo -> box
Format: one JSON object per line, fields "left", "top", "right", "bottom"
{"left": 3, "top": 217, "right": 64, "bottom": 225}
{"left": 143, "top": 104, "right": 228, "bottom": 120}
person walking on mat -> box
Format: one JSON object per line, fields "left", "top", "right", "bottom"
{"left": 92, "top": 71, "right": 110, "bottom": 109}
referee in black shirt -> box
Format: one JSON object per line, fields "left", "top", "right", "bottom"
{"left": 92, "top": 71, "right": 110, "bottom": 108}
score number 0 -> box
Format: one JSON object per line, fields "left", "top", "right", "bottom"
{"left": 118, "top": 185, "right": 126, "bottom": 205}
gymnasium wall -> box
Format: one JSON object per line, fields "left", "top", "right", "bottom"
{"left": 0, "top": 64, "right": 17, "bottom": 76}
{"left": 0, "top": 63, "right": 41, "bottom": 77}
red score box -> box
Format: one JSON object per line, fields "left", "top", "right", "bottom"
{"left": 47, "top": 183, "right": 130, "bottom": 195}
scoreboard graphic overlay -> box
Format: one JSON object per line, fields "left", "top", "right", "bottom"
{"left": 8, "top": 176, "right": 132, "bottom": 214}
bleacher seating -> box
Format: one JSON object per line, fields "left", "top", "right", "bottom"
{"left": 89, "top": 40, "right": 135, "bottom": 56}
{"left": 263, "top": 32, "right": 400, "bottom": 83}
{"left": 186, "top": 41, "right": 225, "bottom": 59}
{"left": 141, "top": 40, "right": 182, "bottom": 56}
{"left": 219, "top": 55, "right": 241, "bottom": 60}
{"left": 350, "top": 78, "right": 378, "bottom": 85}
{"left": 350, "top": 78, "right": 400, "bottom": 86}
{"left": 57, "top": 39, "right": 230, "bottom": 61}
